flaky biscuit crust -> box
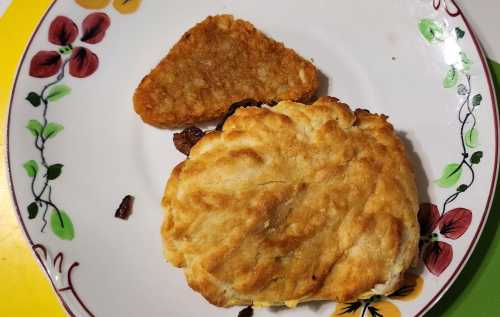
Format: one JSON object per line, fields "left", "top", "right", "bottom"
{"left": 161, "top": 97, "right": 419, "bottom": 307}
{"left": 134, "top": 15, "right": 318, "bottom": 128}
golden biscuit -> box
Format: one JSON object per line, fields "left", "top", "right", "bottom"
{"left": 161, "top": 97, "right": 419, "bottom": 307}
{"left": 134, "top": 15, "right": 318, "bottom": 128}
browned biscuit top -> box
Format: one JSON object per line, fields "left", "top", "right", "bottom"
{"left": 161, "top": 97, "right": 419, "bottom": 307}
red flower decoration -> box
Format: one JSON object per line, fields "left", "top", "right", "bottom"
{"left": 69, "top": 47, "right": 99, "bottom": 78}
{"left": 81, "top": 12, "right": 110, "bottom": 44}
{"left": 439, "top": 208, "right": 472, "bottom": 239}
{"left": 418, "top": 203, "right": 473, "bottom": 276}
{"left": 29, "top": 51, "right": 62, "bottom": 78}
{"left": 48, "top": 16, "right": 78, "bottom": 46}
{"left": 418, "top": 203, "right": 440, "bottom": 235}
{"left": 29, "top": 13, "right": 110, "bottom": 79}
{"left": 423, "top": 241, "right": 453, "bottom": 276}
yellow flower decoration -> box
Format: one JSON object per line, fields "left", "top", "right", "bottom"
{"left": 75, "top": 0, "right": 109, "bottom": 9}
{"left": 370, "top": 301, "right": 401, "bottom": 317}
{"left": 389, "top": 274, "right": 423, "bottom": 302}
{"left": 75, "top": 0, "right": 142, "bottom": 14}
{"left": 332, "top": 274, "right": 423, "bottom": 317}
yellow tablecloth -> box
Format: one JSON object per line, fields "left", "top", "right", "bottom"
{"left": 0, "top": 1, "right": 66, "bottom": 316}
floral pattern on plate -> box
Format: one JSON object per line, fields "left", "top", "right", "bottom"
{"left": 23, "top": 12, "right": 110, "bottom": 240}
{"left": 418, "top": 14, "right": 483, "bottom": 277}
{"left": 75, "top": 0, "right": 142, "bottom": 14}
{"left": 332, "top": 274, "right": 424, "bottom": 317}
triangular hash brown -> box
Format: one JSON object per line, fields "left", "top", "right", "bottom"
{"left": 134, "top": 15, "right": 318, "bottom": 128}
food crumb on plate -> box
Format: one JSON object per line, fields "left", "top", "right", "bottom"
{"left": 115, "top": 195, "right": 135, "bottom": 220}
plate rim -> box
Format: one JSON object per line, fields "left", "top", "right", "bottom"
{"left": 4, "top": 1, "right": 82, "bottom": 316}
{"left": 414, "top": 1, "right": 499, "bottom": 315}
{"left": 4, "top": 1, "right": 499, "bottom": 316}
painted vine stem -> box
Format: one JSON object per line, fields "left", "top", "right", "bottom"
{"left": 417, "top": 18, "right": 481, "bottom": 277}
{"left": 439, "top": 73, "right": 483, "bottom": 215}
{"left": 24, "top": 58, "right": 74, "bottom": 240}
{"left": 24, "top": 12, "right": 112, "bottom": 240}
{"left": 420, "top": 20, "right": 484, "bottom": 210}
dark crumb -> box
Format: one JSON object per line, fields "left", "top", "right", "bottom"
{"left": 312, "top": 275, "right": 317, "bottom": 280}
{"left": 216, "top": 99, "right": 264, "bottom": 131}
{"left": 392, "top": 56, "right": 396, "bottom": 61}
{"left": 115, "top": 195, "right": 134, "bottom": 220}
{"left": 238, "top": 305, "right": 254, "bottom": 317}
{"left": 310, "top": 57, "right": 315, "bottom": 63}
{"left": 173, "top": 126, "right": 205, "bottom": 155}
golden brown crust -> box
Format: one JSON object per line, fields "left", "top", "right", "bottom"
{"left": 134, "top": 15, "right": 318, "bottom": 128}
{"left": 161, "top": 97, "right": 419, "bottom": 307}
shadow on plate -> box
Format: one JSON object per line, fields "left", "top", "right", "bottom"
{"left": 397, "top": 131, "right": 429, "bottom": 278}
{"left": 315, "top": 69, "right": 330, "bottom": 98}
{"left": 397, "top": 131, "right": 431, "bottom": 204}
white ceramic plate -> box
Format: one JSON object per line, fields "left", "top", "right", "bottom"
{"left": 6, "top": 1, "right": 498, "bottom": 316}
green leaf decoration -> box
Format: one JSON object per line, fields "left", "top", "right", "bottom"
{"left": 436, "top": 163, "right": 462, "bottom": 188}
{"left": 460, "top": 52, "right": 472, "bottom": 71}
{"left": 455, "top": 27, "right": 465, "bottom": 39}
{"left": 418, "top": 19, "right": 444, "bottom": 43}
{"left": 50, "top": 210, "right": 74, "bottom": 240}
{"left": 47, "top": 164, "right": 63, "bottom": 180}
{"left": 42, "top": 122, "right": 64, "bottom": 139}
{"left": 456, "top": 184, "right": 468, "bottom": 192}
{"left": 26, "top": 119, "right": 43, "bottom": 136}
{"left": 457, "top": 84, "right": 468, "bottom": 95}
{"left": 46, "top": 84, "right": 71, "bottom": 102}
{"left": 443, "top": 66, "right": 459, "bottom": 88}
{"left": 471, "top": 151, "right": 483, "bottom": 164}
{"left": 27, "top": 202, "right": 39, "bottom": 219}
{"left": 464, "top": 128, "right": 478, "bottom": 148}
{"left": 472, "top": 94, "right": 483, "bottom": 107}
{"left": 23, "top": 160, "right": 38, "bottom": 177}
{"left": 26, "top": 92, "right": 41, "bottom": 107}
